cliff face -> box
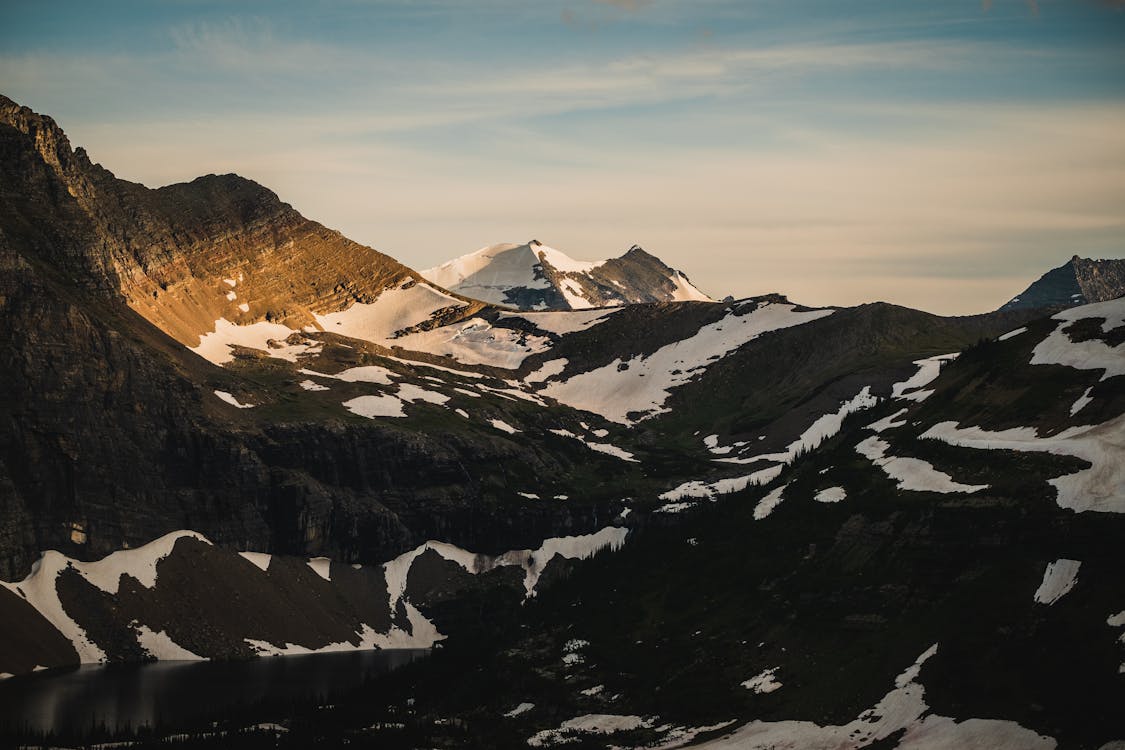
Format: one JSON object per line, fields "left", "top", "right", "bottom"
{"left": 0, "top": 95, "right": 435, "bottom": 346}
{"left": 1000, "top": 255, "right": 1125, "bottom": 312}
{"left": 0, "top": 97, "right": 610, "bottom": 580}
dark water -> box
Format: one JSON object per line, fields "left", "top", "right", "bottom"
{"left": 0, "top": 649, "right": 427, "bottom": 736}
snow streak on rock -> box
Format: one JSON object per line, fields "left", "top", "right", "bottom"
{"left": 688, "top": 645, "right": 1056, "bottom": 750}
{"left": 1034, "top": 559, "right": 1081, "bottom": 605}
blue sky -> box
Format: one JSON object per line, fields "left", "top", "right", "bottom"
{"left": 3, "top": 0, "right": 1124, "bottom": 313}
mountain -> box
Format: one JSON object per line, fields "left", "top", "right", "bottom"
{"left": 1000, "top": 255, "right": 1125, "bottom": 312}
{"left": 2, "top": 95, "right": 1122, "bottom": 748}
{"left": 5, "top": 296, "right": 1122, "bottom": 748}
{"left": 421, "top": 239, "right": 712, "bottom": 310}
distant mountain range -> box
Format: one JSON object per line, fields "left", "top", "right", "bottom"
{"left": 421, "top": 239, "right": 712, "bottom": 310}
{"left": 1, "top": 93, "right": 1123, "bottom": 748}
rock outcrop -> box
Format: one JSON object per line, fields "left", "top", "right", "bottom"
{"left": 1000, "top": 255, "right": 1125, "bottom": 312}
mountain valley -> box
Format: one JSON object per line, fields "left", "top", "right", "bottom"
{"left": 1, "top": 94, "right": 1123, "bottom": 749}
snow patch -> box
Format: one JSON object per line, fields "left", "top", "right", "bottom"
{"left": 489, "top": 418, "right": 520, "bottom": 434}
{"left": 998, "top": 327, "right": 1027, "bottom": 341}
{"left": 741, "top": 667, "right": 782, "bottom": 694}
{"left": 548, "top": 428, "right": 638, "bottom": 462}
{"left": 661, "top": 465, "right": 784, "bottom": 504}
{"left": 343, "top": 394, "right": 405, "bottom": 418}
{"left": 754, "top": 484, "right": 788, "bottom": 520}
{"left": 314, "top": 281, "right": 466, "bottom": 346}
{"left": 192, "top": 319, "right": 313, "bottom": 365}
{"left": 689, "top": 644, "right": 1054, "bottom": 750}
{"left": 1070, "top": 387, "right": 1094, "bottom": 416}
{"left": 239, "top": 552, "right": 272, "bottom": 572}
{"left": 741, "top": 387, "right": 879, "bottom": 465}
{"left": 1030, "top": 298, "right": 1125, "bottom": 380}
{"left": 814, "top": 486, "right": 847, "bottom": 503}
{"left": 527, "top": 714, "right": 654, "bottom": 747}
{"left": 505, "top": 703, "right": 535, "bottom": 718}
{"left": 538, "top": 245, "right": 607, "bottom": 275}
{"left": 501, "top": 309, "right": 619, "bottom": 336}
{"left": 134, "top": 624, "right": 205, "bottom": 661}
{"left": 214, "top": 390, "right": 254, "bottom": 409}
{"left": 669, "top": 270, "right": 712, "bottom": 302}
{"left": 2, "top": 531, "right": 209, "bottom": 663}
{"left": 1034, "top": 559, "right": 1080, "bottom": 605}
{"left": 856, "top": 436, "right": 987, "bottom": 494}
{"left": 525, "top": 358, "right": 568, "bottom": 383}
{"left": 397, "top": 383, "right": 450, "bottom": 405}
{"left": 307, "top": 557, "right": 332, "bottom": 581}
{"left": 395, "top": 317, "right": 551, "bottom": 369}
{"left": 892, "top": 353, "right": 958, "bottom": 403}
{"left": 520, "top": 528, "right": 628, "bottom": 597}
{"left": 867, "top": 408, "right": 908, "bottom": 433}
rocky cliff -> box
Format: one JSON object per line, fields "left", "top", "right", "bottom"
{"left": 1000, "top": 254, "right": 1125, "bottom": 312}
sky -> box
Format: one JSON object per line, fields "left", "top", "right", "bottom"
{"left": 2, "top": 0, "right": 1124, "bottom": 314}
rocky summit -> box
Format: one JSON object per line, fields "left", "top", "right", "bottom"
{"left": 1, "top": 95, "right": 1123, "bottom": 749}
{"left": 1000, "top": 255, "right": 1125, "bottom": 312}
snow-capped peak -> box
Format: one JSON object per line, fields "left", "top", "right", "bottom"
{"left": 420, "top": 240, "right": 713, "bottom": 311}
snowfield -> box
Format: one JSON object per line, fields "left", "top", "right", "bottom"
{"left": 0, "top": 531, "right": 210, "bottom": 663}
{"left": 314, "top": 281, "right": 466, "bottom": 345}
{"left": 422, "top": 242, "right": 554, "bottom": 305}
{"left": 2, "top": 527, "right": 630, "bottom": 671}
{"left": 193, "top": 319, "right": 316, "bottom": 364}
{"left": 1030, "top": 298, "right": 1125, "bottom": 380}
{"left": 921, "top": 413, "right": 1125, "bottom": 513}
{"left": 395, "top": 317, "right": 551, "bottom": 369}
{"left": 541, "top": 301, "right": 834, "bottom": 424}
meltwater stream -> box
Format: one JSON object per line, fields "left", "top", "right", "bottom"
{"left": 0, "top": 649, "right": 428, "bottom": 736}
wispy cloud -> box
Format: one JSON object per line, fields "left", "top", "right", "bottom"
{"left": 3, "top": 0, "right": 1122, "bottom": 314}
{"left": 592, "top": 0, "right": 653, "bottom": 10}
